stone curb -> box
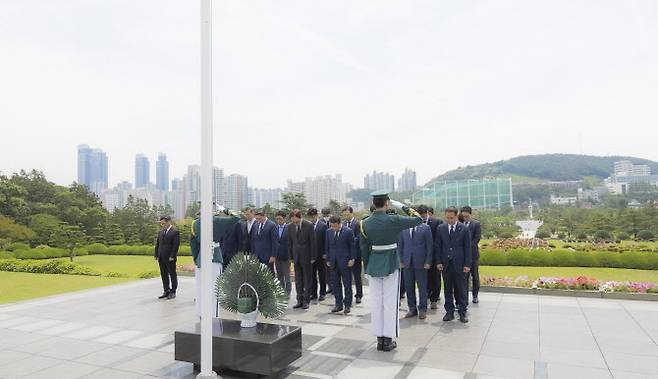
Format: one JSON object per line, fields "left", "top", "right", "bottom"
{"left": 480, "top": 285, "right": 658, "bottom": 301}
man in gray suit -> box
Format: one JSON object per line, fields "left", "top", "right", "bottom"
{"left": 287, "top": 209, "right": 317, "bottom": 310}
{"left": 398, "top": 222, "right": 433, "bottom": 319}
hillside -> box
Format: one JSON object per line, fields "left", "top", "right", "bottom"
{"left": 428, "top": 154, "right": 658, "bottom": 184}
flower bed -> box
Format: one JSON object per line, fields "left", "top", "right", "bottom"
{"left": 481, "top": 275, "right": 658, "bottom": 294}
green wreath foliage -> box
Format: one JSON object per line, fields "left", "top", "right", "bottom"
{"left": 216, "top": 253, "right": 288, "bottom": 319}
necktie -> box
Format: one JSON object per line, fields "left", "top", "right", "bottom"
{"left": 334, "top": 230, "right": 339, "bottom": 242}
{"left": 410, "top": 227, "right": 415, "bottom": 239}
{"left": 347, "top": 221, "right": 351, "bottom": 228}
{"left": 258, "top": 223, "right": 263, "bottom": 236}
{"left": 449, "top": 225, "right": 455, "bottom": 235}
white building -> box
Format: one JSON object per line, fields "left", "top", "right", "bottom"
{"left": 249, "top": 188, "right": 283, "bottom": 208}
{"left": 550, "top": 195, "right": 578, "bottom": 206}
{"left": 364, "top": 171, "right": 395, "bottom": 193}
{"left": 397, "top": 168, "right": 417, "bottom": 192}
{"left": 225, "top": 174, "right": 249, "bottom": 210}
{"left": 577, "top": 188, "right": 600, "bottom": 202}
{"left": 614, "top": 160, "right": 651, "bottom": 177}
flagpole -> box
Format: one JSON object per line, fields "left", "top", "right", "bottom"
{"left": 198, "top": 0, "right": 218, "bottom": 377}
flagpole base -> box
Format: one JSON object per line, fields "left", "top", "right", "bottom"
{"left": 196, "top": 372, "right": 220, "bottom": 379}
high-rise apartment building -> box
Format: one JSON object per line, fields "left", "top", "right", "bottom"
{"left": 77, "top": 144, "right": 108, "bottom": 195}
{"left": 364, "top": 171, "right": 395, "bottom": 193}
{"left": 155, "top": 153, "right": 169, "bottom": 192}
{"left": 225, "top": 174, "right": 249, "bottom": 210}
{"left": 134, "top": 154, "right": 150, "bottom": 188}
{"left": 398, "top": 168, "right": 417, "bottom": 192}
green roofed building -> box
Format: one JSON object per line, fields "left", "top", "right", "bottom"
{"left": 412, "top": 178, "right": 513, "bottom": 210}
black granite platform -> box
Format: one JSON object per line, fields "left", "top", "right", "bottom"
{"left": 174, "top": 318, "right": 302, "bottom": 376}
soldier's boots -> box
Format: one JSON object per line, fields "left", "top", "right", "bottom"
{"left": 382, "top": 338, "right": 397, "bottom": 352}
{"left": 377, "top": 337, "right": 384, "bottom": 351}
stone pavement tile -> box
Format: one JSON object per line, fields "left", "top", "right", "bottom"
{"left": 124, "top": 333, "right": 173, "bottom": 349}
{"left": 299, "top": 323, "right": 345, "bottom": 337}
{"left": 158, "top": 343, "right": 175, "bottom": 353}
{"left": 314, "top": 337, "right": 370, "bottom": 357}
{"left": 540, "top": 346, "right": 607, "bottom": 369}
{"left": 80, "top": 367, "right": 143, "bottom": 379}
{"left": 65, "top": 325, "right": 117, "bottom": 340}
{"left": 481, "top": 339, "right": 540, "bottom": 361}
{"left": 38, "top": 339, "right": 111, "bottom": 360}
{"left": 486, "top": 330, "right": 540, "bottom": 346}
{"left": 21, "top": 361, "right": 101, "bottom": 379}
{"left": 94, "top": 330, "right": 144, "bottom": 344}
{"left": 335, "top": 358, "right": 403, "bottom": 379}
{"left": 417, "top": 347, "right": 478, "bottom": 372}
{"left": 11, "top": 318, "right": 64, "bottom": 332}
{"left": 0, "top": 349, "right": 31, "bottom": 366}
{"left": 76, "top": 345, "right": 148, "bottom": 367}
{"left": 407, "top": 366, "right": 465, "bottom": 379}
{"left": 149, "top": 361, "right": 196, "bottom": 379}
{"left": 114, "top": 350, "right": 173, "bottom": 375}
{"left": 0, "top": 329, "right": 48, "bottom": 349}
{"left": 290, "top": 352, "right": 352, "bottom": 376}
{"left": 0, "top": 354, "right": 61, "bottom": 378}
{"left": 333, "top": 325, "right": 373, "bottom": 342}
{"left": 603, "top": 351, "right": 658, "bottom": 375}
{"left": 540, "top": 332, "right": 598, "bottom": 351}
{"left": 301, "top": 334, "right": 324, "bottom": 350}
{"left": 611, "top": 370, "right": 658, "bottom": 379}
{"left": 473, "top": 355, "right": 535, "bottom": 379}
{"left": 11, "top": 335, "right": 69, "bottom": 355}
{"left": 596, "top": 336, "right": 658, "bottom": 356}
{"left": 426, "top": 333, "right": 485, "bottom": 354}
{"left": 546, "top": 363, "right": 612, "bottom": 379}
{"left": 39, "top": 321, "right": 87, "bottom": 336}
{"left": 358, "top": 345, "right": 418, "bottom": 364}
{"left": 0, "top": 316, "right": 39, "bottom": 329}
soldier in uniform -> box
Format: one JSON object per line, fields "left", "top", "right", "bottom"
{"left": 359, "top": 191, "right": 422, "bottom": 352}
{"left": 191, "top": 207, "right": 241, "bottom": 317}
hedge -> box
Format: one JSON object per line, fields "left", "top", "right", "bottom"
{"left": 15, "top": 249, "right": 46, "bottom": 259}
{"left": 0, "top": 259, "right": 101, "bottom": 276}
{"left": 94, "top": 244, "right": 191, "bottom": 256}
{"left": 0, "top": 251, "right": 16, "bottom": 259}
{"left": 6, "top": 242, "right": 30, "bottom": 251}
{"left": 479, "top": 249, "right": 658, "bottom": 270}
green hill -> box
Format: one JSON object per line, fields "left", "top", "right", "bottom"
{"left": 428, "top": 154, "right": 658, "bottom": 184}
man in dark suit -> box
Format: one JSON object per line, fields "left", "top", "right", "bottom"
{"left": 325, "top": 216, "right": 355, "bottom": 314}
{"left": 435, "top": 206, "right": 472, "bottom": 323}
{"left": 154, "top": 216, "right": 180, "bottom": 299}
{"left": 461, "top": 206, "right": 482, "bottom": 304}
{"left": 417, "top": 205, "right": 443, "bottom": 310}
{"left": 240, "top": 207, "right": 256, "bottom": 253}
{"left": 287, "top": 209, "right": 317, "bottom": 309}
{"left": 273, "top": 211, "right": 291, "bottom": 295}
{"left": 251, "top": 209, "right": 277, "bottom": 273}
{"left": 321, "top": 207, "right": 333, "bottom": 294}
{"left": 220, "top": 221, "right": 241, "bottom": 267}
{"left": 342, "top": 206, "right": 363, "bottom": 303}
{"left": 398, "top": 222, "right": 433, "bottom": 319}
{"left": 308, "top": 208, "right": 328, "bottom": 301}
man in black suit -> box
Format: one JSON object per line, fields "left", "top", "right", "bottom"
{"left": 418, "top": 205, "right": 442, "bottom": 310}
{"left": 435, "top": 207, "right": 472, "bottom": 323}
{"left": 321, "top": 207, "right": 333, "bottom": 294}
{"left": 240, "top": 207, "right": 256, "bottom": 253}
{"left": 154, "top": 216, "right": 180, "bottom": 299}
{"left": 342, "top": 206, "right": 363, "bottom": 303}
{"left": 461, "top": 206, "right": 482, "bottom": 304}
{"left": 287, "top": 209, "right": 317, "bottom": 309}
{"left": 308, "top": 208, "right": 328, "bottom": 301}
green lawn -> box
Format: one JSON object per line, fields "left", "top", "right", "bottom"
{"left": 61, "top": 255, "right": 194, "bottom": 278}
{"left": 481, "top": 266, "right": 658, "bottom": 282}
{"left": 0, "top": 271, "right": 132, "bottom": 304}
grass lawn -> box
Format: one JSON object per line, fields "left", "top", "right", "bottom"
{"left": 0, "top": 271, "right": 132, "bottom": 304}
{"left": 481, "top": 266, "right": 658, "bottom": 282}
{"left": 61, "top": 255, "right": 194, "bottom": 278}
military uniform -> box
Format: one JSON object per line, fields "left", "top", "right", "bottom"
{"left": 359, "top": 191, "right": 422, "bottom": 351}
{"left": 191, "top": 213, "right": 240, "bottom": 317}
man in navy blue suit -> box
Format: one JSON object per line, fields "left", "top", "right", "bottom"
{"left": 418, "top": 205, "right": 443, "bottom": 310}
{"left": 435, "top": 206, "right": 472, "bottom": 323}
{"left": 398, "top": 222, "right": 433, "bottom": 319}
{"left": 273, "top": 211, "right": 291, "bottom": 295}
{"left": 308, "top": 208, "right": 328, "bottom": 301}
{"left": 325, "top": 215, "right": 355, "bottom": 314}
{"left": 461, "top": 206, "right": 482, "bottom": 304}
{"left": 342, "top": 206, "right": 363, "bottom": 303}
{"left": 251, "top": 209, "right": 277, "bottom": 273}
{"left": 220, "top": 219, "right": 241, "bottom": 267}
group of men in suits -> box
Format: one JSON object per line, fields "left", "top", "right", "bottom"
{"left": 398, "top": 205, "right": 481, "bottom": 323}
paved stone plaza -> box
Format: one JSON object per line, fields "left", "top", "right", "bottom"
{"left": 0, "top": 277, "right": 657, "bottom": 379}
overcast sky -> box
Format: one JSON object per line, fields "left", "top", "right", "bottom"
{"left": 1, "top": 0, "right": 657, "bottom": 189}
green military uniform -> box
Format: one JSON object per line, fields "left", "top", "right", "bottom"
{"left": 359, "top": 191, "right": 422, "bottom": 352}
{"left": 190, "top": 213, "right": 240, "bottom": 317}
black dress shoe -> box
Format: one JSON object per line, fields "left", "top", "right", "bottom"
{"left": 430, "top": 301, "right": 438, "bottom": 310}
{"left": 302, "top": 303, "right": 309, "bottom": 309}
{"left": 459, "top": 313, "right": 469, "bottom": 323}
{"left": 344, "top": 307, "right": 351, "bottom": 314}
{"left": 293, "top": 303, "right": 303, "bottom": 309}
{"left": 382, "top": 338, "right": 397, "bottom": 352}
{"left": 443, "top": 313, "right": 455, "bottom": 321}
{"left": 472, "top": 296, "right": 479, "bottom": 304}
{"left": 167, "top": 292, "right": 176, "bottom": 299}
{"left": 404, "top": 311, "right": 418, "bottom": 318}
{"left": 318, "top": 295, "right": 326, "bottom": 302}
{"left": 326, "top": 289, "right": 333, "bottom": 295}
{"left": 158, "top": 292, "right": 169, "bottom": 299}
{"left": 309, "top": 295, "right": 317, "bottom": 300}
{"left": 376, "top": 337, "right": 384, "bottom": 351}
{"left": 355, "top": 297, "right": 362, "bottom": 304}
{"left": 331, "top": 306, "right": 343, "bottom": 313}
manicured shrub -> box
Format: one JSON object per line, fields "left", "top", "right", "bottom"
{"left": 498, "top": 232, "right": 514, "bottom": 239}
{"left": 594, "top": 251, "right": 620, "bottom": 268}
{"left": 637, "top": 230, "right": 655, "bottom": 241}
{"left": 576, "top": 232, "right": 588, "bottom": 241}
{"left": 139, "top": 270, "right": 160, "bottom": 279}
{"left": 15, "top": 249, "right": 47, "bottom": 259}
{"left": 617, "top": 232, "right": 630, "bottom": 241}
{"left": 594, "top": 230, "right": 611, "bottom": 242}
{"left": 479, "top": 250, "right": 507, "bottom": 266}
{"left": 87, "top": 243, "right": 108, "bottom": 255}
{"left": 6, "top": 242, "right": 30, "bottom": 251}
{"left": 535, "top": 231, "right": 551, "bottom": 239}
{"left": 35, "top": 246, "right": 67, "bottom": 258}
{"left": 507, "top": 249, "right": 531, "bottom": 266}
{"left": 73, "top": 247, "right": 89, "bottom": 256}
{"left": 549, "top": 250, "right": 576, "bottom": 267}
{"left": 528, "top": 250, "right": 552, "bottom": 266}
{"left": 617, "top": 251, "right": 648, "bottom": 270}
{"left": 573, "top": 251, "right": 597, "bottom": 267}
{"left": 645, "top": 253, "right": 658, "bottom": 270}
{"left": 0, "top": 251, "right": 16, "bottom": 259}
{"left": 0, "top": 259, "right": 100, "bottom": 276}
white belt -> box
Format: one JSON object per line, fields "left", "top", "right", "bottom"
{"left": 371, "top": 243, "right": 398, "bottom": 251}
{"left": 212, "top": 242, "right": 220, "bottom": 248}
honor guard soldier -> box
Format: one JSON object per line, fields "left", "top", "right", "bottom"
{"left": 359, "top": 190, "right": 422, "bottom": 352}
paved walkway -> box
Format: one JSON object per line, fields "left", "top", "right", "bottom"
{"left": 0, "top": 278, "right": 657, "bottom": 379}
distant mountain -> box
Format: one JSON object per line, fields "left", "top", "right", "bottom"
{"left": 427, "top": 154, "right": 658, "bottom": 184}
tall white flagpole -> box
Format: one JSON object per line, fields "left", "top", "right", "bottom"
{"left": 198, "top": 0, "right": 218, "bottom": 378}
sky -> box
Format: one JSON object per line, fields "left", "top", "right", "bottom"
{"left": 1, "top": 0, "right": 658, "bottom": 189}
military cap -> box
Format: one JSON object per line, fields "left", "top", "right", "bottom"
{"left": 370, "top": 190, "right": 390, "bottom": 200}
